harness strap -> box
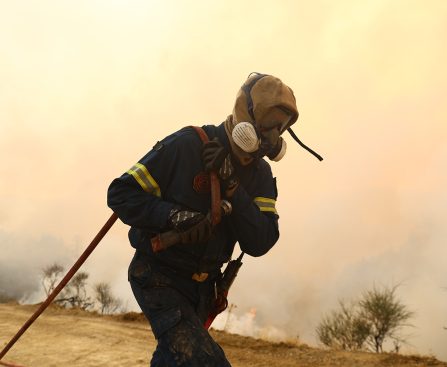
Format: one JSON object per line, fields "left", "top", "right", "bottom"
{"left": 190, "top": 126, "right": 222, "bottom": 226}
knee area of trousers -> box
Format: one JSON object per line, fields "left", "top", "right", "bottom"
{"left": 160, "top": 322, "right": 229, "bottom": 366}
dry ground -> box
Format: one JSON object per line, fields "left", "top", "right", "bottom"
{"left": 0, "top": 303, "right": 445, "bottom": 367}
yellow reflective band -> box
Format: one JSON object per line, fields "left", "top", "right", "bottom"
{"left": 254, "top": 197, "right": 276, "bottom": 204}
{"left": 254, "top": 197, "right": 277, "bottom": 214}
{"left": 126, "top": 163, "right": 161, "bottom": 197}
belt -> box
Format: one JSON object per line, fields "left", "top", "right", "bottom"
{"left": 137, "top": 250, "right": 216, "bottom": 283}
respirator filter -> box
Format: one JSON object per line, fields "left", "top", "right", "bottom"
{"left": 267, "top": 137, "right": 287, "bottom": 162}
{"left": 231, "top": 122, "right": 260, "bottom": 153}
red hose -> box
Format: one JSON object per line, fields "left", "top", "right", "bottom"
{"left": 190, "top": 126, "right": 222, "bottom": 226}
{"left": 0, "top": 360, "right": 27, "bottom": 367}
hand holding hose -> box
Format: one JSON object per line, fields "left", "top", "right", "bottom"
{"left": 167, "top": 208, "right": 212, "bottom": 245}
{"left": 151, "top": 201, "right": 232, "bottom": 253}
{"left": 202, "top": 138, "right": 239, "bottom": 197}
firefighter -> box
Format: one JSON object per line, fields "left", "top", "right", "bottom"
{"left": 107, "top": 73, "right": 318, "bottom": 366}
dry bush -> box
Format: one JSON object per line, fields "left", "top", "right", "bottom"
{"left": 56, "top": 271, "right": 94, "bottom": 310}
{"left": 317, "top": 285, "right": 413, "bottom": 353}
{"left": 359, "top": 285, "right": 413, "bottom": 353}
{"left": 41, "top": 263, "right": 65, "bottom": 297}
{"left": 316, "top": 300, "right": 370, "bottom": 351}
{"left": 94, "top": 282, "right": 122, "bottom": 315}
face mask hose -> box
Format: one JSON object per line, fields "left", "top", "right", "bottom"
{"left": 287, "top": 127, "right": 323, "bottom": 161}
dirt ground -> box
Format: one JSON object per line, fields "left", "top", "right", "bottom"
{"left": 0, "top": 303, "right": 445, "bottom": 367}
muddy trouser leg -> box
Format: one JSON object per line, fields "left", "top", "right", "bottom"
{"left": 129, "top": 259, "right": 231, "bottom": 366}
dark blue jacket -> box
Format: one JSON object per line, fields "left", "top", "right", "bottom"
{"left": 107, "top": 123, "right": 279, "bottom": 276}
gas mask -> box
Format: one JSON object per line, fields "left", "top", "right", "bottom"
{"left": 230, "top": 72, "right": 323, "bottom": 162}
{"left": 231, "top": 121, "right": 287, "bottom": 162}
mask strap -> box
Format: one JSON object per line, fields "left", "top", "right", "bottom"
{"left": 287, "top": 127, "right": 323, "bottom": 161}
{"left": 242, "top": 72, "right": 268, "bottom": 122}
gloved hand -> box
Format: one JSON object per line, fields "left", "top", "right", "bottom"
{"left": 168, "top": 208, "right": 212, "bottom": 244}
{"left": 202, "top": 138, "right": 239, "bottom": 196}
{"left": 202, "top": 138, "right": 230, "bottom": 176}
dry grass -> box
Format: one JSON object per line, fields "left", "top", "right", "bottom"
{"left": 1, "top": 303, "right": 445, "bottom": 367}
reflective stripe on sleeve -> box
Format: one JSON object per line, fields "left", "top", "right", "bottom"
{"left": 126, "top": 163, "right": 161, "bottom": 197}
{"left": 254, "top": 197, "right": 277, "bottom": 214}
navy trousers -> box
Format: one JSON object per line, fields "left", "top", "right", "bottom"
{"left": 129, "top": 251, "right": 232, "bottom": 367}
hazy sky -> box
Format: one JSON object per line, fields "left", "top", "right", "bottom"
{"left": 1, "top": 0, "right": 446, "bottom": 360}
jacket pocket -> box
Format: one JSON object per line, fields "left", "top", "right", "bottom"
{"left": 128, "top": 253, "right": 152, "bottom": 288}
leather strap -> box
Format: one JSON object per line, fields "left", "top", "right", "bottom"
{"left": 190, "top": 126, "right": 222, "bottom": 226}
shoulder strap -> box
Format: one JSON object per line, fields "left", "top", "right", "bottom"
{"left": 190, "top": 126, "right": 222, "bottom": 226}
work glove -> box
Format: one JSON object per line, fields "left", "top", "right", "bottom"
{"left": 202, "top": 138, "right": 239, "bottom": 196}
{"left": 168, "top": 208, "right": 212, "bottom": 244}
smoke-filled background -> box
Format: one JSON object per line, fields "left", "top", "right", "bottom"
{"left": 1, "top": 0, "right": 446, "bottom": 360}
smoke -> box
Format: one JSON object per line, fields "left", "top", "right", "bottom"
{"left": 227, "top": 147, "right": 447, "bottom": 359}
{"left": 0, "top": 229, "right": 136, "bottom": 309}
{"left": 0, "top": 231, "right": 76, "bottom": 302}
{"left": 1, "top": 0, "right": 447, "bottom": 361}
{"left": 212, "top": 307, "right": 289, "bottom": 341}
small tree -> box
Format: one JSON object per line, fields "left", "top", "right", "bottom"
{"left": 57, "top": 271, "right": 93, "bottom": 310}
{"left": 41, "top": 263, "right": 65, "bottom": 297}
{"left": 94, "top": 282, "right": 122, "bottom": 315}
{"left": 69, "top": 272, "right": 94, "bottom": 309}
{"left": 316, "top": 285, "right": 413, "bottom": 353}
{"left": 316, "top": 300, "right": 370, "bottom": 351}
{"left": 359, "top": 285, "right": 413, "bottom": 353}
